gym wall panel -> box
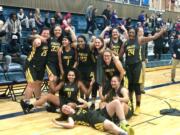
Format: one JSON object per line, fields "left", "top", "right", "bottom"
{"left": 0, "top": 0, "right": 178, "bottom": 21}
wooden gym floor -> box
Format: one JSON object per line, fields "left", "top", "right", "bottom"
{"left": 0, "top": 68, "right": 180, "bottom": 135}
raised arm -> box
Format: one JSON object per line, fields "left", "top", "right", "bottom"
{"left": 118, "top": 25, "right": 128, "bottom": 40}
{"left": 78, "top": 80, "right": 93, "bottom": 97}
{"left": 100, "top": 26, "right": 111, "bottom": 38}
{"left": 73, "top": 48, "right": 78, "bottom": 68}
{"left": 47, "top": 78, "right": 64, "bottom": 92}
{"left": 57, "top": 47, "right": 64, "bottom": 77}
{"left": 52, "top": 117, "right": 75, "bottom": 129}
{"left": 99, "top": 86, "right": 108, "bottom": 101}
{"left": 139, "top": 27, "right": 166, "bottom": 45}
{"left": 66, "top": 26, "right": 77, "bottom": 48}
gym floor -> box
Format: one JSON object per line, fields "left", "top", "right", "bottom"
{"left": 0, "top": 68, "right": 180, "bottom": 135}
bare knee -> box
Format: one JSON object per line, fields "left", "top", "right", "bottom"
{"left": 112, "top": 99, "right": 121, "bottom": 106}
{"left": 104, "top": 120, "right": 118, "bottom": 134}
{"left": 103, "top": 120, "right": 114, "bottom": 131}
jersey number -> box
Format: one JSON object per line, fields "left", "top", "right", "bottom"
{"left": 67, "top": 91, "right": 71, "bottom": 98}
{"left": 127, "top": 48, "right": 135, "bottom": 56}
{"left": 51, "top": 46, "right": 59, "bottom": 52}
{"left": 41, "top": 50, "right": 48, "bottom": 56}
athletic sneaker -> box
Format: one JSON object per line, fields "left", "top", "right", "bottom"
{"left": 171, "top": 79, "right": 175, "bottom": 83}
{"left": 20, "top": 100, "right": 33, "bottom": 114}
{"left": 141, "top": 90, "right": 146, "bottom": 94}
{"left": 119, "top": 131, "right": 128, "bottom": 135}
{"left": 119, "top": 122, "right": 134, "bottom": 135}
{"left": 134, "top": 106, "right": 140, "bottom": 116}
{"left": 45, "top": 102, "right": 58, "bottom": 113}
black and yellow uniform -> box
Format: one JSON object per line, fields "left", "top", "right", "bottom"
{"left": 107, "top": 38, "right": 123, "bottom": 55}
{"left": 124, "top": 39, "right": 143, "bottom": 84}
{"left": 124, "top": 38, "right": 143, "bottom": 95}
{"left": 46, "top": 37, "right": 61, "bottom": 77}
{"left": 102, "top": 60, "right": 120, "bottom": 95}
{"left": 103, "top": 60, "right": 120, "bottom": 81}
{"left": 71, "top": 107, "right": 111, "bottom": 131}
{"left": 77, "top": 45, "right": 93, "bottom": 83}
{"left": 107, "top": 38, "right": 124, "bottom": 62}
{"left": 25, "top": 41, "right": 49, "bottom": 82}
{"left": 105, "top": 87, "right": 133, "bottom": 119}
{"left": 91, "top": 49, "right": 104, "bottom": 98}
{"left": 59, "top": 82, "right": 79, "bottom": 106}
{"left": 61, "top": 47, "right": 76, "bottom": 74}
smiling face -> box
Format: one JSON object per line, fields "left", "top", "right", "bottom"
{"left": 67, "top": 71, "right": 76, "bottom": 83}
{"left": 112, "top": 28, "right": 120, "bottom": 39}
{"left": 61, "top": 105, "right": 74, "bottom": 115}
{"left": 111, "top": 76, "right": 120, "bottom": 89}
{"left": 94, "top": 38, "right": 103, "bottom": 49}
{"left": 62, "top": 37, "right": 71, "bottom": 47}
{"left": 33, "top": 38, "right": 41, "bottom": 47}
{"left": 41, "top": 29, "right": 50, "bottom": 39}
{"left": 77, "top": 37, "right": 86, "bottom": 48}
{"left": 128, "top": 28, "right": 136, "bottom": 40}
{"left": 103, "top": 51, "right": 112, "bottom": 64}
{"left": 54, "top": 26, "right": 62, "bottom": 38}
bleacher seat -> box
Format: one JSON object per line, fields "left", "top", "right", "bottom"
{"left": 5, "top": 71, "right": 26, "bottom": 83}
{"left": 3, "top": 71, "right": 27, "bottom": 101}
{"left": 1, "top": 63, "right": 26, "bottom": 101}
{"left": 0, "top": 66, "right": 14, "bottom": 100}
{"left": 7, "top": 63, "right": 23, "bottom": 72}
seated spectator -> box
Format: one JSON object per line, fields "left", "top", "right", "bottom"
{"left": 85, "top": 4, "right": 93, "bottom": 33}
{"left": 88, "top": 8, "right": 97, "bottom": 35}
{"left": 34, "top": 8, "right": 44, "bottom": 28}
{"left": 155, "top": 13, "right": 163, "bottom": 28}
{"left": 4, "top": 34, "right": 27, "bottom": 70}
{"left": 110, "top": 9, "right": 119, "bottom": 28}
{"left": 125, "top": 17, "right": 132, "bottom": 30}
{"left": 17, "top": 8, "right": 29, "bottom": 29}
{"left": 138, "top": 10, "right": 145, "bottom": 26}
{"left": 61, "top": 13, "right": 75, "bottom": 32}
{"left": 0, "top": 6, "right": 6, "bottom": 51}
{"left": 22, "top": 27, "right": 38, "bottom": 55}
{"left": 27, "top": 10, "right": 36, "bottom": 28}
{"left": 54, "top": 10, "right": 63, "bottom": 25}
{"left": 175, "top": 17, "right": 180, "bottom": 32}
{"left": 2, "top": 12, "right": 22, "bottom": 43}
{"left": 44, "top": 12, "right": 56, "bottom": 35}
{"left": 102, "top": 4, "right": 112, "bottom": 26}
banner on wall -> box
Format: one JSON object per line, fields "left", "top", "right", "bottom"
{"left": 129, "top": 0, "right": 140, "bottom": 5}
{"left": 142, "top": 0, "right": 149, "bottom": 6}
{"left": 103, "top": 0, "right": 149, "bottom": 6}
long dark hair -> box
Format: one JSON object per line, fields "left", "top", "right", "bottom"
{"left": 51, "top": 24, "right": 63, "bottom": 40}
{"left": 64, "top": 68, "right": 80, "bottom": 84}
{"left": 77, "top": 35, "right": 88, "bottom": 48}
{"left": 39, "top": 27, "right": 50, "bottom": 35}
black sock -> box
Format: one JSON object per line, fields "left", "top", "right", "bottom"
{"left": 136, "top": 101, "right": 140, "bottom": 107}
{"left": 28, "top": 104, "right": 34, "bottom": 110}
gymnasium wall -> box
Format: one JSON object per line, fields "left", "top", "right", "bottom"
{"left": 0, "top": 0, "right": 178, "bottom": 21}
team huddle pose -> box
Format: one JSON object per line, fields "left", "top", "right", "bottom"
{"left": 20, "top": 23, "right": 167, "bottom": 135}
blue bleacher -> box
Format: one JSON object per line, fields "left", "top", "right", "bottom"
{"left": 1, "top": 6, "right": 173, "bottom": 70}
